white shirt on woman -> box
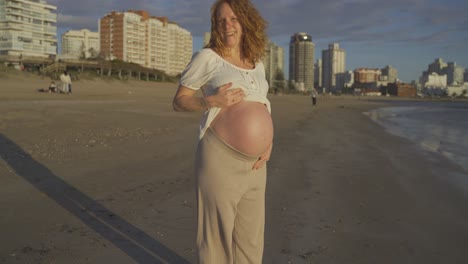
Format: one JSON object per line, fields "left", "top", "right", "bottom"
{"left": 179, "top": 48, "right": 271, "bottom": 140}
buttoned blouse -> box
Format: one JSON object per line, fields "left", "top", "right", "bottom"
{"left": 179, "top": 48, "right": 271, "bottom": 140}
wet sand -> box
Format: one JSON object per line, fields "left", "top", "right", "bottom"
{"left": 1, "top": 72, "right": 467, "bottom": 263}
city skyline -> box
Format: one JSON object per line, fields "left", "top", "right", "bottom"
{"left": 48, "top": 0, "right": 468, "bottom": 82}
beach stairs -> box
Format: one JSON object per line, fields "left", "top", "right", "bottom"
{"left": 39, "top": 62, "right": 68, "bottom": 81}
{"left": 40, "top": 63, "right": 66, "bottom": 74}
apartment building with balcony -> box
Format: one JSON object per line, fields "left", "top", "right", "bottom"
{"left": 263, "top": 40, "right": 284, "bottom": 90}
{"left": 422, "top": 72, "right": 447, "bottom": 89}
{"left": 354, "top": 68, "right": 381, "bottom": 83}
{"left": 0, "top": 0, "right": 57, "bottom": 59}
{"left": 61, "top": 29, "right": 99, "bottom": 59}
{"left": 322, "top": 43, "right": 346, "bottom": 93}
{"left": 353, "top": 68, "right": 382, "bottom": 95}
{"left": 99, "top": 10, "right": 192, "bottom": 76}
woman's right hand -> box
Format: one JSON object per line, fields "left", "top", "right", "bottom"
{"left": 206, "top": 83, "right": 245, "bottom": 108}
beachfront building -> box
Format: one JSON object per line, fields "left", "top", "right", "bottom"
{"left": 264, "top": 40, "right": 284, "bottom": 91}
{"left": 99, "top": 10, "right": 192, "bottom": 76}
{"left": 0, "top": 0, "right": 57, "bottom": 59}
{"left": 381, "top": 65, "right": 398, "bottom": 83}
{"left": 428, "top": 58, "right": 447, "bottom": 75}
{"left": 289, "top": 32, "right": 314, "bottom": 92}
{"left": 445, "top": 62, "right": 464, "bottom": 85}
{"left": 61, "top": 29, "right": 99, "bottom": 59}
{"left": 322, "top": 43, "right": 346, "bottom": 94}
{"left": 355, "top": 68, "right": 381, "bottom": 83}
{"left": 421, "top": 58, "right": 464, "bottom": 85}
{"left": 422, "top": 72, "right": 447, "bottom": 88}
{"left": 336, "top": 70, "right": 354, "bottom": 93}
{"left": 447, "top": 83, "right": 468, "bottom": 97}
{"left": 422, "top": 72, "right": 447, "bottom": 89}
{"left": 421, "top": 72, "right": 447, "bottom": 96}
{"left": 353, "top": 68, "right": 381, "bottom": 96}
{"left": 377, "top": 65, "right": 399, "bottom": 93}
{"left": 420, "top": 59, "right": 467, "bottom": 97}
{"left": 387, "top": 83, "right": 417, "bottom": 97}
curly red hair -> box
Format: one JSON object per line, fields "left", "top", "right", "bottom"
{"left": 206, "top": 0, "right": 268, "bottom": 64}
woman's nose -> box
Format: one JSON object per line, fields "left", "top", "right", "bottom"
{"left": 222, "top": 20, "right": 232, "bottom": 29}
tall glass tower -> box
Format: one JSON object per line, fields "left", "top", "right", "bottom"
{"left": 289, "top": 32, "right": 315, "bottom": 92}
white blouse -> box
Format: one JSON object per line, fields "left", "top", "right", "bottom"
{"left": 179, "top": 48, "right": 271, "bottom": 140}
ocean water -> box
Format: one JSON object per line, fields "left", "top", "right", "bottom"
{"left": 364, "top": 100, "right": 468, "bottom": 173}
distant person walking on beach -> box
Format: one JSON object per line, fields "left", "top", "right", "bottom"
{"left": 60, "top": 71, "right": 72, "bottom": 94}
{"left": 172, "top": 0, "right": 272, "bottom": 263}
{"left": 311, "top": 87, "right": 318, "bottom": 106}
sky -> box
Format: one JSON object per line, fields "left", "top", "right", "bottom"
{"left": 48, "top": 0, "right": 468, "bottom": 83}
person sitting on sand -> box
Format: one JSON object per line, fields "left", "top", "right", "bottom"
{"left": 48, "top": 81, "right": 57, "bottom": 93}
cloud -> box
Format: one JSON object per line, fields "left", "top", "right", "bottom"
{"left": 57, "top": 14, "right": 98, "bottom": 31}
{"left": 41, "top": 0, "right": 468, "bottom": 82}
{"left": 47, "top": 0, "right": 468, "bottom": 50}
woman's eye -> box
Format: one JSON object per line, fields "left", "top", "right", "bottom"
{"left": 216, "top": 17, "right": 237, "bottom": 25}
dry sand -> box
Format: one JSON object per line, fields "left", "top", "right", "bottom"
{"left": 1, "top": 71, "right": 467, "bottom": 264}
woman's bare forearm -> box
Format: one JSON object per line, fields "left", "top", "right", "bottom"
{"left": 173, "top": 95, "right": 210, "bottom": 112}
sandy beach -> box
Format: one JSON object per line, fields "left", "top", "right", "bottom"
{"left": 1, "top": 71, "right": 468, "bottom": 264}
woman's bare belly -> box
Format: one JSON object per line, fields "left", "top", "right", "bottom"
{"left": 211, "top": 101, "right": 273, "bottom": 156}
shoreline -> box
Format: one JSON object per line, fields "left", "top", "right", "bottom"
{"left": 1, "top": 74, "right": 468, "bottom": 263}
{"left": 265, "top": 95, "right": 468, "bottom": 263}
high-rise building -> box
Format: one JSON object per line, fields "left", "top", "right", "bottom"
{"left": 61, "top": 29, "right": 99, "bottom": 59}
{"left": 336, "top": 70, "right": 354, "bottom": 91}
{"left": 99, "top": 10, "right": 192, "bottom": 75}
{"left": 314, "top": 59, "right": 322, "bottom": 89}
{"left": 263, "top": 40, "right": 284, "bottom": 91}
{"left": 428, "top": 58, "right": 447, "bottom": 74}
{"left": 0, "top": 0, "right": 57, "bottom": 59}
{"left": 420, "top": 58, "right": 465, "bottom": 86}
{"left": 445, "top": 62, "right": 464, "bottom": 85}
{"left": 289, "top": 32, "right": 314, "bottom": 92}
{"left": 322, "top": 43, "right": 346, "bottom": 93}
{"left": 381, "top": 65, "right": 398, "bottom": 83}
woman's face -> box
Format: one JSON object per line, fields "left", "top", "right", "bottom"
{"left": 216, "top": 2, "right": 243, "bottom": 50}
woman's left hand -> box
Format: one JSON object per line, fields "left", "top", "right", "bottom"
{"left": 252, "top": 142, "right": 273, "bottom": 170}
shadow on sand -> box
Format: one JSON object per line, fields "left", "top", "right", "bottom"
{"left": 0, "top": 133, "right": 190, "bottom": 264}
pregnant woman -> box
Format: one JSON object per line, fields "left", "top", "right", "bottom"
{"left": 172, "top": 0, "right": 272, "bottom": 263}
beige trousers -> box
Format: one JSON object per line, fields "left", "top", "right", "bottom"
{"left": 195, "top": 128, "right": 267, "bottom": 264}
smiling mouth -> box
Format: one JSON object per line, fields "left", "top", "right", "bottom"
{"left": 224, "top": 31, "right": 237, "bottom": 37}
